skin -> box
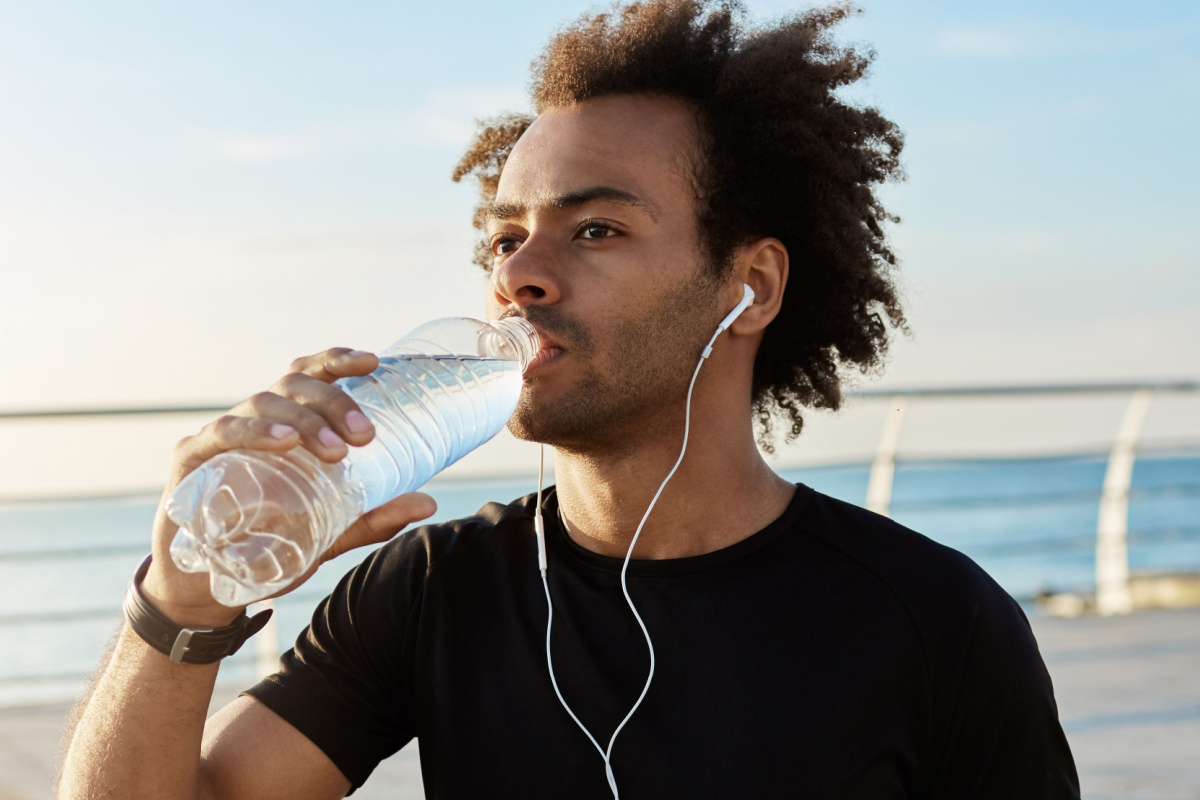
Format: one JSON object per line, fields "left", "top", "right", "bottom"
{"left": 56, "top": 349, "right": 436, "bottom": 800}
{"left": 486, "top": 94, "right": 794, "bottom": 558}
{"left": 55, "top": 94, "right": 794, "bottom": 799}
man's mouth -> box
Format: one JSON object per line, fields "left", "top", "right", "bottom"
{"left": 526, "top": 346, "right": 564, "bottom": 374}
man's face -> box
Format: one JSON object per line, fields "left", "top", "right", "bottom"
{"left": 485, "top": 94, "right": 725, "bottom": 451}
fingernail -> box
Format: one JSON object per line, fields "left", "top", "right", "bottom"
{"left": 270, "top": 424, "right": 296, "bottom": 439}
{"left": 318, "top": 427, "right": 344, "bottom": 448}
{"left": 347, "top": 350, "right": 371, "bottom": 358}
{"left": 345, "top": 410, "right": 372, "bottom": 433}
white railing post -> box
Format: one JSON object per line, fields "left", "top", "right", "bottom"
{"left": 1095, "top": 388, "right": 1153, "bottom": 616}
{"left": 865, "top": 395, "right": 908, "bottom": 517}
{"left": 254, "top": 599, "right": 280, "bottom": 679}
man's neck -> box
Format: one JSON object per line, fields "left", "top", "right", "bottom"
{"left": 550, "top": 393, "right": 796, "bottom": 560}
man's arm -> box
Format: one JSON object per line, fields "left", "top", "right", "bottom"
{"left": 55, "top": 347, "right": 436, "bottom": 800}
{"left": 56, "top": 623, "right": 352, "bottom": 800}
{"left": 924, "top": 585, "right": 1080, "bottom": 799}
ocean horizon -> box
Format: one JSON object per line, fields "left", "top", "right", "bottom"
{"left": 2, "top": 452, "right": 1197, "bottom": 708}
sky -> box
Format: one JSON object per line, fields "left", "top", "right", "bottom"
{"left": 1, "top": 0, "right": 1198, "bottom": 492}
{"left": 2, "top": 0, "right": 1197, "bottom": 412}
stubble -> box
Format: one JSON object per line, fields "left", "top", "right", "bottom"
{"left": 508, "top": 269, "right": 721, "bottom": 452}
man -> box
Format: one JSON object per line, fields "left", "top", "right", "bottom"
{"left": 57, "top": 2, "right": 1080, "bottom": 798}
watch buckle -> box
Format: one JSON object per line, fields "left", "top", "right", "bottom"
{"left": 169, "top": 627, "right": 208, "bottom": 663}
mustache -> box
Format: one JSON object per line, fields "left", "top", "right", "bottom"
{"left": 502, "top": 305, "right": 593, "bottom": 355}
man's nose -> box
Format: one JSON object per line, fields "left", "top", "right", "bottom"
{"left": 490, "top": 240, "right": 562, "bottom": 310}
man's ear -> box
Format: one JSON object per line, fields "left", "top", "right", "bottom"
{"left": 726, "top": 237, "right": 787, "bottom": 335}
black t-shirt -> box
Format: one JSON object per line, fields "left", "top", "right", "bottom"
{"left": 245, "top": 484, "right": 1080, "bottom": 798}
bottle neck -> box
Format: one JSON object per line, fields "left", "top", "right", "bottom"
{"left": 489, "top": 317, "right": 540, "bottom": 372}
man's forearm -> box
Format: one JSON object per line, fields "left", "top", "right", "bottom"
{"left": 56, "top": 621, "right": 220, "bottom": 800}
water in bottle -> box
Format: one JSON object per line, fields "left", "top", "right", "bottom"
{"left": 166, "top": 316, "right": 539, "bottom": 606}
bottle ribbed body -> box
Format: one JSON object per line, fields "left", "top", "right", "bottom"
{"left": 166, "top": 317, "right": 536, "bottom": 606}
{"left": 340, "top": 355, "right": 522, "bottom": 510}
{"left": 168, "top": 447, "right": 367, "bottom": 606}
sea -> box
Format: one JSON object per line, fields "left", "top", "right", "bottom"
{"left": 1, "top": 453, "right": 1198, "bottom": 708}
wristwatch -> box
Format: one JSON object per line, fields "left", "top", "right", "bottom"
{"left": 122, "top": 554, "right": 274, "bottom": 665}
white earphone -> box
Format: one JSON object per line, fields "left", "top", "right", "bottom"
{"left": 534, "top": 283, "right": 755, "bottom": 799}
{"left": 705, "top": 284, "right": 756, "bottom": 358}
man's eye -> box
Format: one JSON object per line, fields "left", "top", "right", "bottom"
{"left": 492, "top": 237, "right": 521, "bottom": 256}
{"left": 579, "top": 222, "right": 616, "bottom": 240}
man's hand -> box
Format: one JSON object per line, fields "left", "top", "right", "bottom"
{"left": 56, "top": 347, "right": 435, "bottom": 800}
{"left": 141, "top": 347, "right": 437, "bottom": 627}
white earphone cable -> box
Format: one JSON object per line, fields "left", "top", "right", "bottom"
{"left": 536, "top": 448, "right": 611, "bottom": 762}
{"left": 536, "top": 324, "right": 724, "bottom": 799}
{"left": 534, "top": 287, "right": 750, "bottom": 798}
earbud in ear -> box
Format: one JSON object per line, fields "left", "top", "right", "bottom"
{"left": 716, "top": 284, "right": 756, "bottom": 334}
{"left": 702, "top": 284, "right": 756, "bottom": 359}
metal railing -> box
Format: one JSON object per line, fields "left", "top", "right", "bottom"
{"left": 1, "top": 379, "right": 1198, "bottom": 694}
{"left": 0, "top": 405, "right": 237, "bottom": 420}
{"left": 852, "top": 381, "right": 1200, "bottom": 615}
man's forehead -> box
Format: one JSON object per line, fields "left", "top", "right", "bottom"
{"left": 488, "top": 96, "right": 699, "bottom": 223}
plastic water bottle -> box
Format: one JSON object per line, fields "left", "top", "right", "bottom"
{"left": 166, "top": 316, "right": 540, "bottom": 606}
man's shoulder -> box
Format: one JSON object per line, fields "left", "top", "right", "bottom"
{"left": 794, "top": 484, "right": 1025, "bottom": 632}
{"left": 794, "top": 484, "right": 1047, "bottom": 699}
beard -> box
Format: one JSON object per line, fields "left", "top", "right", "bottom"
{"left": 507, "top": 267, "right": 722, "bottom": 452}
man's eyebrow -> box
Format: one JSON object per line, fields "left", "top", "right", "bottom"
{"left": 486, "top": 185, "right": 659, "bottom": 222}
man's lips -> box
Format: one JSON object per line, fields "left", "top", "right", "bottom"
{"left": 526, "top": 346, "right": 564, "bottom": 374}
{"left": 520, "top": 320, "right": 567, "bottom": 374}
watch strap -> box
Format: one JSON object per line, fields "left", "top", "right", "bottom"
{"left": 123, "top": 554, "right": 273, "bottom": 665}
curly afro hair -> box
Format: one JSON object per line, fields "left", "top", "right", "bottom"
{"left": 452, "top": 0, "right": 906, "bottom": 448}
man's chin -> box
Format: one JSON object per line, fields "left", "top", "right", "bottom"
{"left": 506, "top": 411, "right": 568, "bottom": 446}
{"left": 506, "top": 403, "right": 610, "bottom": 450}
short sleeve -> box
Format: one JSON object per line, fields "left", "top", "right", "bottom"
{"left": 925, "top": 585, "right": 1081, "bottom": 799}
{"left": 242, "top": 531, "right": 431, "bottom": 791}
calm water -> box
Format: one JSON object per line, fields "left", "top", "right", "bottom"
{"left": 1, "top": 454, "right": 1197, "bottom": 706}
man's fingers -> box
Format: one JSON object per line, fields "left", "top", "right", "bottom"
{"left": 172, "top": 348, "right": 379, "bottom": 481}
{"left": 269, "top": 374, "right": 375, "bottom": 447}
{"left": 321, "top": 493, "right": 438, "bottom": 562}
{"left": 288, "top": 348, "right": 379, "bottom": 384}
{"left": 173, "top": 415, "right": 300, "bottom": 476}
{"left": 236, "top": 391, "right": 355, "bottom": 463}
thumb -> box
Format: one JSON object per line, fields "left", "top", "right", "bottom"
{"left": 323, "top": 492, "right": 438, "bottom": 562}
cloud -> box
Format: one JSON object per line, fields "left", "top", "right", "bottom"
{"left": 190, "top": 86, "right": 529, "bottom": 163}
{"left": 933, "top": 29, "right": 1026, "bottom": 57}
{"left": 216, "top": 137, "right": 306, "bottom": 162}
{"left": 405, "top": 87, "right": 530, "bottom": 149}
{"left": 932, "top": 16, "right": 1200, "bottom": 61}
{"left": 917, "top": 119, "right": 1003, "bottom": 149}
